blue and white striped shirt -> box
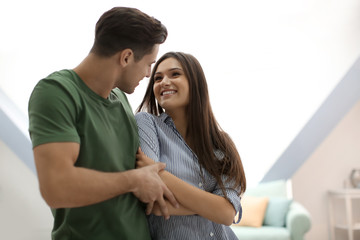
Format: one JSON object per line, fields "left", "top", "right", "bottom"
{"left": 135, "top": 112, "right": 242, "bottom": 240}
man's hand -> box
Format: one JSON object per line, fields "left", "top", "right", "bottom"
{"left": 136, "top": 147, "right": 155, "bottom": 168}
{"left": 150, "top": 201, "right": 162, "bottom": 216}
{"left": 131, "top": 162, "right": 178, "bottom": 220}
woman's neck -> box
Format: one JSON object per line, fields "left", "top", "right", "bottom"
{"left": 167, "top": 109, "right": 188, "bottom": 143}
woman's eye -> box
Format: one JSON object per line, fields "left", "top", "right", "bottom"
{"left": 172, "top": 72, "right": 180, "bottom": 77}
{"left": 154, "top": 76, "right": 162, "bottom": 81}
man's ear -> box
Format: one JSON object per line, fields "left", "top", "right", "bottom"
{"left": 119, "top": 49, "right": 134, "bottom": 66}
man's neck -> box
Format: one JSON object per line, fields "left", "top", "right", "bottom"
{"left": 73, "top": 53, "right": 117, "bottom": 99}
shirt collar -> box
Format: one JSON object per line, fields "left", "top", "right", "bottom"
{"left": 159, "top": 112, "right": 176, "bottom": 128}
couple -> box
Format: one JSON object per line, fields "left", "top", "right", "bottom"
{"left": 28, "top": 7, "right": 246, "bottom": 240}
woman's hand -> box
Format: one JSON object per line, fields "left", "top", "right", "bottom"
{"left": 136, "top": 147, "right": 156, "bottom": 168}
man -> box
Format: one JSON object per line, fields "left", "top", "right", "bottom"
{"left": 28, "top": 7, "right": 177, "bottom": 240}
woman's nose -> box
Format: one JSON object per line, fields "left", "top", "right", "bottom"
{"left": 161, "top": 76, "right": 170, "bottom": 85}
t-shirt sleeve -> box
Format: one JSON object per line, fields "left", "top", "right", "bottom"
{"left": 134, "top": 112, "right": 160, "bottom": 162}
{"left": 28, "top": 79, "right": 80, "bottom": 148}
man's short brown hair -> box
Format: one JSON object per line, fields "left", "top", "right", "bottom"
{"left": 90, "top": 7, "right": 167, "bottom": 61}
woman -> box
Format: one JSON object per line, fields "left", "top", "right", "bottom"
{"left": 135, "top": 52, "right": 246, "bottom": 239}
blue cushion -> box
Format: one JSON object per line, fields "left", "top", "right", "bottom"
{"left": 263, "top": 197, "right": 292, "bottom": 227}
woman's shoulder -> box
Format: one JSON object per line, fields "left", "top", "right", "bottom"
{"left": 135, "top": 112, "right": 168, "bottom": 122}
{"left": 135, "top": 112, "right": 165, "bottom": 128}
{"left": 135, "top": 111, "right": 149, "bottom": 117}
{"left": 135, "top": 112, "right": 155, "bottom": 122}
{"left": 135, "top": 112, "right": 151, "bottom": 125}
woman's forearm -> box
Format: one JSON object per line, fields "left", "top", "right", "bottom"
{"left": 159, "top": 171, "right": 236, "bottom": 226}
{"left": 152, "top": 201, "right": 195, "bottom": 216}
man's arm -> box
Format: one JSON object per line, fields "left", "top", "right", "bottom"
{"left": 33, "top": 142, "right": 177, "bottom": 219}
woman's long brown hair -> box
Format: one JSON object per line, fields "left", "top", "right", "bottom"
{"left": 137, "top": 52, "right": 246, "bottom": 196}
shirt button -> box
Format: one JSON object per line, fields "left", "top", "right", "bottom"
{"left": 210, "top": 232, "right": 214, "bottom": 237}
{"left": 198, "top": 182, "right": 203, "bottom": 187}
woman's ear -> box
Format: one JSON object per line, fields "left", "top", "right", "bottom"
{"left": 119, "top": 49, "right": 133, "bottom": 66}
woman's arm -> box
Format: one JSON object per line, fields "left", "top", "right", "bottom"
{"left": 159, "top": 171, "right": 236, "bottom": 226}
{"left": 151, "top": 201, "right": 195, "bottom": 216}
{"left": 136, "top": 149, "right": 237, "bottom": 226}
{"left": 136, "top": 148, "right": 195, "bottom": 216}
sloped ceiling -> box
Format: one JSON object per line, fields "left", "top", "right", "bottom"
{"left": 262, "top": 56, "right": 360, "bottom": 182}
{"left": 0, "top": 88, "right": 35, "bottom": 172}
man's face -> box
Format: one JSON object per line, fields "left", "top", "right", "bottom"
{"left": 119, "top": 44, "right": 160, "bottom": 94}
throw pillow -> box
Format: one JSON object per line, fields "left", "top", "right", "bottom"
{"left": 263, "top": 197, "right": 292, "bottom": 227}
{"left": 233, "top": 195, "right": 269, "bottom": 228}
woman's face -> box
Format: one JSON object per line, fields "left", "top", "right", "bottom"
{"left": 153, "top": 58, "right": 190, "bottom": 113}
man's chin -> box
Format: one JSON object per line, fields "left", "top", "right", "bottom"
{"left": 120, "top": 87, "right": 135, "bottom": 94}
{"left": 127, "top": 88, "right": 136, "bottom": 94}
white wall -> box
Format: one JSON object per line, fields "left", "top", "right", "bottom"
{"left": 2, "top": 0, "right": 360, "bottom": 187}
{"left": 292, "top": 100, "right": 360, "bottom": 240}
{"left": 0, "top": 140, "right": 52, "bottom": 240}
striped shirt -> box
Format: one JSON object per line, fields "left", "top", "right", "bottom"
{"left": 135, "top": 112, "right": 242, "bottom": 240}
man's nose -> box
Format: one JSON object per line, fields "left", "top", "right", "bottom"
{"left": 145, "top": 67, "right": 151, "bottom": 78}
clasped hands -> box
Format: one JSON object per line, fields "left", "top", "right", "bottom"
{"left": 134, "top": 147, "right": 178, "bottom": 219}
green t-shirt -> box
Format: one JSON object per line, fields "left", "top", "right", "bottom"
{"left": 28, "top": 70, "right": 151, "bottom": 240}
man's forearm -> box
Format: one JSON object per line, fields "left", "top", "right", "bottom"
{"left": 34, "top": 142, "right": 142, "bottom": 209}
{"left": 39, "top": 166, "right": 137, "bottom": 208}
{"left": 34, "top": 142, "right": 176, "bottom": 221}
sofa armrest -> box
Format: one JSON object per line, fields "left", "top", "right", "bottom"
{"left": 286, "top": 201, "right": 311, "bottom": 240}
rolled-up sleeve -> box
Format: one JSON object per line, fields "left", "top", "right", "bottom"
{"left": 213, "top": 175, "right": 242, "bottom": 224}
{"left": 211, "top": 149, "right": 242, "bottom": 223}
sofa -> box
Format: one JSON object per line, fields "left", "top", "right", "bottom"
{"left": 230, "top": 180, "right": 311, "bottom": 240}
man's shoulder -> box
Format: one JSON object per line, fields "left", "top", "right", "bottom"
{"left": 43, "top": 69, "right": 74, "bottom": 82}
{"left": 35, "top": 69, "right": 78, "bottom": 92}
{"left": 29, "top": 70, "right": 85, "bottom": 112}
